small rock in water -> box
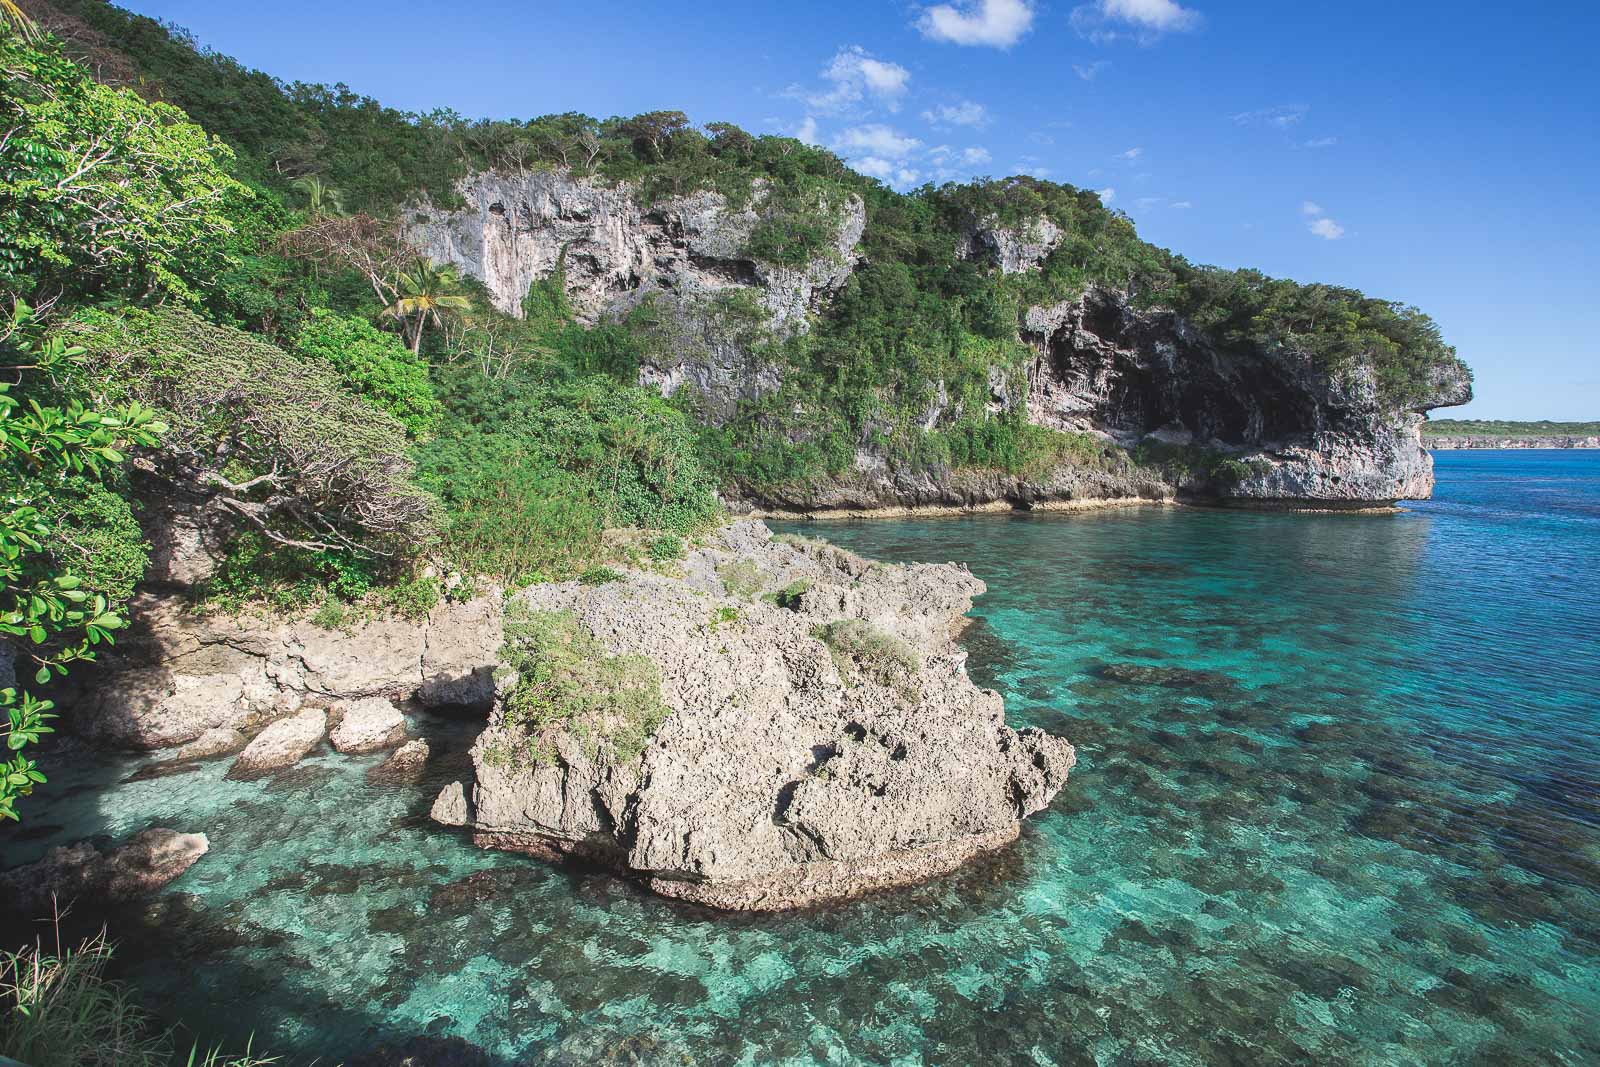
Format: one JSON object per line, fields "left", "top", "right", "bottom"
{"left": 0, "top": 828, "right": 209, "bottom": 913}
{"left": 329, "top": 696, "right": 406, "bottom": 754}
{"left": 174, "top": 726, "right": 249, "bottom": 761}
{"left": 430, "top": 781, "right": 470, "bottom": 826}
{"left": 227, "top": 708, "right": 327, "bottom": 779}
{"left": 369, "top": 739, "right": 431, "bottom": 782}
{"left": 1095, "top": 662, "right": 1236, "bottom": 694}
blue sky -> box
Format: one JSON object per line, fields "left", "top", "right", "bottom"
{"left": 123, "top": 0, "right": 1600, "bottom": 419}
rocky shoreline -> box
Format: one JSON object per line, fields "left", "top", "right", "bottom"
{"left": 49, "top": 521, "right": 1074, "bottom": 912}
{"left": 1426, "top": 435, "right": 1599, "bottom": 449}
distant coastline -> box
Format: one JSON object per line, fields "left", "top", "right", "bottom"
{"left": 1424, "top": 419, "right": 1600, "bottom": 450}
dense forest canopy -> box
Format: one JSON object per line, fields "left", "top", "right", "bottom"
{"left": 1423, "top": 419, "right": 1598, "bottom": 436}
{"left": 0, "top": 0, "right": 1470, "bottom": 819}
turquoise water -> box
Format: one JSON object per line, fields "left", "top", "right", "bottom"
{"left": 4, "top": 450, "right": 1598, "bottom": 1064}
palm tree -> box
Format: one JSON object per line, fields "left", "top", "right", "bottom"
{"left": 383, "top": 258, "right": 472, "bottom": 354}
{"left": 292, "top": 175, "right": 345, "bottom": 219}
{"left": 0, "top": 1, "right": 40, "bottom": 41}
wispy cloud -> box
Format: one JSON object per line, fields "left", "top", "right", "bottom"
{"left": 1096, "top": 186, "right": 1117, "bottom": 205}
{"left": 795, "top": 116, "right": 820, "bottom": 145}
{"left": 1308, "top": 217, "right": 1345, "bottom": 240}
{"left": 1072, "top": 0, "right": 1202, "bottom": 43}
{"left": 1300, "top": 136, "right": 1338, "bottom": 149}
{"left": 1234, "top": 104, "right": 1309, "bottom": 128}
{"left": 1170, "top": 200, "right": 1192, "bottom": 208}
{"left": 922, "top": 101, "right": 991, "bottom": 128}
{"left": 1073, "top": 60, "right": 1111, "bottom": 80}
{"left": 1118, "top": 146, "right": 1144, "bottom": 160}
{"left": 917, "top": 0, "right": 1035, "bottom": 48}
{"left": 853, "top": 156, "right": 922, "bottom": 187}
{"left": 1301, "top": 200, "right": 1323, "bottom": 216}
{"left": 835, "top": 123, "right": 922, "bottom": 159}
{"left": 793, "top": 46, "right": 911, "bottom": 114}
{"left": 962, "top": 146, "right": 992, "bottom": 165}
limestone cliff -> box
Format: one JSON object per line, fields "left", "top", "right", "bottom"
{"left": 411, "top": 167, "right": 1471, "bottom": 509}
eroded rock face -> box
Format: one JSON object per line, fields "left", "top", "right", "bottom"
{"left": 62, "top": 594, "right": 501, "bottom": 750}
{"left": 435, "top": 521, "right": 1075, "bottom": 910}
{"left": 1019, "top": 287, "right": 1474, "bottom": 506}
{"left": 0, "top": 828, "right": 208, "bottom": 913}
{"left": 408, "top": 169, "right": 865, "bottom": 421}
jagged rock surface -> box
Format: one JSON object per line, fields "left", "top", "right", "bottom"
{"left": 435, "top": 521, "right": 1074, "bottom": 910}
{"left": 369, "top": 739, "right": 431, "bottom": 782}
{"left": 409, "top": 169, "right": 864, "bottom": 422}
{"left": 62, "top": 595, "right": 501, "bottom": 750}
{"left": 0, "top": 829, "right": 208, "bottom": 913}
{"left": 330, "top": 697, "right": 407, "bottom": 754}
{"left": 1018, "top": 287, "right": 1474, "bottom": 507}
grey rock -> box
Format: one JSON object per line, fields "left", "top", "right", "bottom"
{"left": 0, "top": 828, "right": 208, "bottom": 913}
{"left": 454, "top": 520, "right": 1076, "bottom": 910}
{"left": 173, "top": 726, "right": 247, "bottom": 761}
{"left": 430, "top": 780, "right": 470, "bottom": 827}
{"left": 329, "top": 697, "right": 406, "bottom": 754}
{"left": 64, "top": 595, "right": 502, "bottom": 750}
{"left": 228, "top": 708, "right": 327, "bottom": 778}
{"left": 369, "top": 739, "right": 431, "bottom": 782}
{"left": 957, "top": 213, "right": 1064, "bottom": 274}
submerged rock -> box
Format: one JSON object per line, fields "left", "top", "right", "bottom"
{"left": 435, "top": 520, "right": 1075, "bottom": 910}
{"left": 369, "top": 739, "right": 431, "bottom": 782}
{"left": 228, "top": 708, "right": 327, "bottom": 778}
{"left": 0, "top": 828, "right": 208, "bottom": 913}
{"left": 329, "top": 697, "right": 406, "bottom": 754}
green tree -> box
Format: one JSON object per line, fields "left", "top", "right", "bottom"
{"left": 0, "top": 30, "right": 249, "bottom": 302}
{"left": 382, "top": 257, "right": 473, "bottom": 355}
{"left": 291, "top": 174, "right": 345, "bottom": 219}
{"left": 0, "top": 302, "right": 165, "bottom": 820}
{"left": 293, "top": 307, "right": 441, "bottom": 436}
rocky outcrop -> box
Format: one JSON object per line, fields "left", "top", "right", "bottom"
{"left": 1018, "top": 288, "right": 1474, "bottom": 507}
{"left": 433, "top": 521, "right": 1074, "bottom": 910}
{"left": 957, "top": 213, "right": 1064, "bottom": 274}
{"left": 227, "top": 707, "right": 326, "bottom": 778}
{"left": 410, "top": 169, "right": 864, "bottom": 329}
{"left": 410, "top": 169, "right": 864, "bottom": 423}
{"left": 173, "top": 726, "right": 247, "bottom": 761}
{"left": 370, "top": 738, "right": 431, "bottom": 782}
{"left": 62, "top": 594, "right": 501, "bottom": 750}
{"left": 0, "top": 829, "right": 208, "bottom": 913}
{"left": 329, "top": 697, "right": 406, "bottom": 754}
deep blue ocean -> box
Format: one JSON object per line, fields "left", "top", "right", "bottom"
{"left": 4, "top": 450, "right": 1597, "bottom": 1064}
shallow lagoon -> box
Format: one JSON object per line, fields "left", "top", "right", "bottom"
{"left": 4, "top": 450, "right": 1598, "bottom": 1064}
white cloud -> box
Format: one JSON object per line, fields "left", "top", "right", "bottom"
{"left": 1098, "top": 0, "right": 1201, "bottom": 31}
{"left": 962, "top": 146, "right": 992, "bottom": 165}
{"left": 1135, "top": 196, "right": 1161, "bottom": 209}
{"left": 1074, "top": 60, "right": 1110, "bottom": 80}
{"left": 798, "top": 47, "right": 911, "bottom": 114}
{"left": 1118, "top": 146, "right": 1143, "bottom": 160}
{"left": 1309, "top": 217, "right": 1345, "bottom": 240}
{"left": 855, "top": 156, "right": 921, "bottom": 187}
{"left": 918, "top": 0, "right": 1035, "bottom": 47}
{"left": 922, "top": 101, "right": 991, "bottom": 128}
{"left": 1234, "top": 104, "right": 1308, "bottom": 128}
{"left": 1096, "top": 186, "right": 1116, "bottom": 204}
{"left": 1301, "top": 136, "right": 1338, "bottom": 149}
{"left": 795, "top": 116, "right": 820, "bottom": 146}
{"left": 1170, "top": 200, "right": 1192, "bottom": 208}
{"left": 835, "top": 124, "right": 922, "bottom": 159}
{"left": 1072, "top": 0, "right": 1201, "bottom": 42}
{"left": 1301, "top": 200, "right": 1324, "bottom": 216}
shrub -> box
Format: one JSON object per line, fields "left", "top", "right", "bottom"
{"left": 62, "top": 305, "right": 437, "bottom": 554}
{"left": 497, "top": 605, "right": 669, "bottom": 764}
{"left": 716, "top": 558, "right": 765, "bottom": 599}
{"left": 813, "top": 619, "right": 919, "bottom": 692}
{"left": 292, "top": 308, "right": 441, "bottom": 437}
{"left": 647, "top": 533, "right": 685, "bottom": 562}
{"left": 578, "top": 565, "right": 623, "bottom": 585}
{"left": 769, "top": 579, "right": 810, "bottom": 611}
